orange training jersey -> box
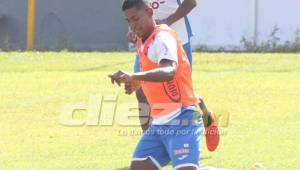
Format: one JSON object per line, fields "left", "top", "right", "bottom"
{"left": 137, "top": 25, "right": 199, "bottom": 123}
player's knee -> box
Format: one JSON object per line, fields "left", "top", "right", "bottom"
{"left": 130, "top": 160, "right": 158, "bottom": 170}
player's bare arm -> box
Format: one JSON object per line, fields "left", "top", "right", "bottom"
{"left": 157, "top": 0, "right": 197, "bottom": 25}
{"left": 109, "top": 59, "right": 177, "bottom": 86}
{"left": 132, "top": 59, "right": 177, "bottom": 82}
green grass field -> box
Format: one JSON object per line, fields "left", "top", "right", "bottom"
{"left": 0, "top": 52, "right": 299, "bottom": 170}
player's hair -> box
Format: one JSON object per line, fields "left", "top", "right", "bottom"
{"left": 122, "top": 0, "right": 149, "bottom": 11}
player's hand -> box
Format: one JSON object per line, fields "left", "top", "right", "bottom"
{"left": 155, "top": 19, "right": 169, "bottom": 25}
{"left": 108, "top": 70, "right": 133, "bottom": 86}
{"left": 124, "top": 81, "right": 140, "bottom": 95}
{"left": 127, "top": 31, "right": 137, "bottom": 43}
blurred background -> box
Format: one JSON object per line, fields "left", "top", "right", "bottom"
{"left": 0, "top": 0, "right": 299, "bottom": 52}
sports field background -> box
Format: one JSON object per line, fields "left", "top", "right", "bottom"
{"left": 0, "top": 52, "right": 299, "bottom": 170}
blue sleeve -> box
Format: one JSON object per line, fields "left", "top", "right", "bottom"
{"left": 134, "top": 54, "right": 140, "bottom": 73}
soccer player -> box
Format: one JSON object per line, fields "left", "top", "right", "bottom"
{"left": 128, "top": 0, "right": 219, "bottom": 152}
{"left": 109, "top": 0, "right": 203, "bottom": 169}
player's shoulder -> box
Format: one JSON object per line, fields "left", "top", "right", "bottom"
{"left": 157, "top": 24, "right": 174, "bottom": 32}
{"left": 156, "top": 24, "right": 174, "bottom": 37}
{"left": 155, "top": 25, "right": 176, "bottom": 40}
{"left": 151, "top": 25, "right": 178, "bottom": 53}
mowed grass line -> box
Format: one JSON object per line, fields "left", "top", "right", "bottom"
{"left": 0, "top": 52, "right": 299, "bottom": 170}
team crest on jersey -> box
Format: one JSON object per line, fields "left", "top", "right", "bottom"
{"left": 150, "top": 0, "right": 166, "bottom": 9}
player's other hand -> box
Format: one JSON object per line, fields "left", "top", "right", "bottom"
{"left": 108, "top": 70, "right": 133, "bottom": 86}
{"left": 127, "top": 31, "right": 137, "bottom": 43}
{"left": 155, "top": 19, "right": 169, "bottom": 25}
{"left": 125, "top": 81, "right": 140, "bottom": 95}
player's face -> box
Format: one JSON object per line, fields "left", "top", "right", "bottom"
{"left": 123, "top": 6, "right": 154, "bottom": 39}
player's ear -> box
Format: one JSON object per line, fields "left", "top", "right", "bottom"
{"left": 146, "top": 7, "right": 153, "bottom": 17}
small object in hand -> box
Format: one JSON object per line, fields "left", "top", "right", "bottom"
{"left": 127, "top": 31, "right": 137, "bottom": 43}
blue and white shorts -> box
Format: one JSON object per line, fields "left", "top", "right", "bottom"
{"left": 132, "top": 107, "right": 203, "bottom": 169}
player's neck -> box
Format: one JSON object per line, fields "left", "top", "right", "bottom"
{"left": 142, "top": 23, "right": 156, "bottom": 42}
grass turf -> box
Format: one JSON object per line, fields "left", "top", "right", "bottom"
{"left": 0, "top": 52, "right": 299, "bottom": 170}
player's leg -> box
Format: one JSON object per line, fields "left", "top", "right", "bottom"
{"left": 198, "top": 96, "right": 220, "bottom": 152}
{"left": 182, "top": 42, "right": 220, "bottom": 152}
{"left": 130, "top": 159, "right": 158, "bottom": 170}
{"left": 132, "top": 125, "right": 170, "bottom": 170}
{"left": 162, "top": 108, "right": 203, "bottom": 170}
{"left": 198, "top": 96, "right": 213, "bottom": 127}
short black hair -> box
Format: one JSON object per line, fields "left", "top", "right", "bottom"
{"left": 122, "top": 0, "right": 149, "bottom": 11}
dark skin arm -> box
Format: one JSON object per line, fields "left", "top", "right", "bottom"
{"left": 109, "top": 59, "right": 177, "bottom": 132}
{"left": 132, "top": 59, "right": 177, "bottom": 82}
{"left": 128, "top": 0, "right": 197, "bottom": 43}
{"left": 157, "top": 0, "right": 197, "bottom": 26}
{"left": 109, "top": 59, "right": 177, "bottom": 86}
